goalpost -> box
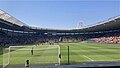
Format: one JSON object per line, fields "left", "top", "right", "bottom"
{"left": 3, "top": 48, "right": 10, "bottom": 68}
{"left": 3, "top": 45, "right": 60, "bottom": 68}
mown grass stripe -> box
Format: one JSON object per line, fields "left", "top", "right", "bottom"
{"left": 83, "top": 55, "right": 94, "bottom": 61}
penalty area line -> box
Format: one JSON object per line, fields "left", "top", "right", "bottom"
{"left": 83, "top": 55, "right": 94, "bottom": 61}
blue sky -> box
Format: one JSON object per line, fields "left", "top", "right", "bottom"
{"left": 0, "top": 0, "right": 120, "bottom": 29}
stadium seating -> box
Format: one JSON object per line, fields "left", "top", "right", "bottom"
{"left": 0, "top": 10, "right": 120, "bottom": 46}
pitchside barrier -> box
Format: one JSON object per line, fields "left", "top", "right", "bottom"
{"left": 3, "top": 45, "right": 60, "bottom": 68}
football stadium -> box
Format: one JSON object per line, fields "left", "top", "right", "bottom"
{"left": 0, "top": 2, "right": 120, "bottom": 68}
{"left": 0, "top": 9, "right": 120, "bottom": 68}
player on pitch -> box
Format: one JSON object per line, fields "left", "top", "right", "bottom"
{"left": 31, "top": 47, "right": 34, "bottom": 55}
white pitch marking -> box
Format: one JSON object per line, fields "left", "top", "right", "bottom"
{"left": 83, "top": 55, "right": 94, "bottom": 61}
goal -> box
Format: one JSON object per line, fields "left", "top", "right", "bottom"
{"left": 3, "top": 45, "right": 60, "bottom": 68}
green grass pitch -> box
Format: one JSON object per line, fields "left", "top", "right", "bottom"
{"left": 60, "top": 43, "right": 120, "bottom": 64}
{"left": 0, "top": 42, "right": 120, "bottom": 67}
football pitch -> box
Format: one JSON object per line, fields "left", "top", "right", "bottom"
{"left": 0, "top": 42, "right": 120, "bottom": 68}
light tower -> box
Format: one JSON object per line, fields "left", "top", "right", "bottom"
{"left": 77, "top": 20, "right": 84, "bottom": 29}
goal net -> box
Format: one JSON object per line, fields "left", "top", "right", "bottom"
{"left": 3, "top": 45, "right": 60, "bottom": 68}
{"left": 3, "top": 48, "right": 9, "bottom": 68}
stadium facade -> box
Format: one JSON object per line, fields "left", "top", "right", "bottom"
{"left": 0, "top": 10, "right": 120, "bottom": 46}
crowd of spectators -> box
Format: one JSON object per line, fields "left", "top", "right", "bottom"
{"left": 90, "top": 36, "right": 120, "bottom": 44}
{"left": 0, "top": 33, "right": 61, "bottom": 46}
{"left": 88, "top": 32, "right": 120, "bottom": 44}
{"left": 0, "top": 33, "right": 84, "bottom": 46}
{"left": 62, "top": 36, "right": 83, "bottom": 42}
{"left": 1, "top": 31, "right": 120, "bottom": 46}
{"left": 0, "top": 34, "right": 35, "bottom": 46}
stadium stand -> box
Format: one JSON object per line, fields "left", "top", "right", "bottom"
{"left": 0, "top": 9, "right": 120, "bottom": 46}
